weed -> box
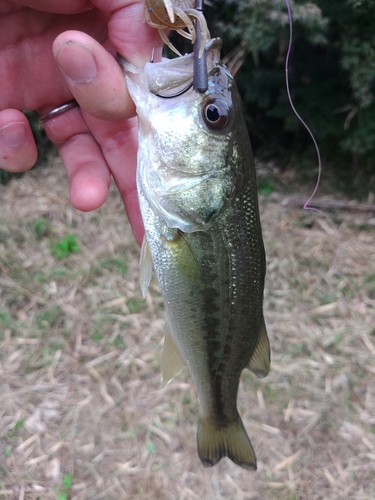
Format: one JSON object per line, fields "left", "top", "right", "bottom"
{"left": 91, "top": 332, "right": 103, "bottom": 344}
{"left": 241, "top": 370, "right": 261, "bottom": 390}
{"left": 36, "top": 306, "right": 63, "bottom": 330}
{"left": 0, "top": 311, "right": 11, "bottom": 325}
{"left": 41, "top": 345, "right": 63, "bottom": 366}
{"left": 1, "top": 160, "right": 374, "bottom": 499}
{"left": 182, "top": 394, "right": 192, "bottom": 405}
{"left": 50, "top": 234, "right": 80, "bottom": 259}
{"left": 126, "top": 297, "right": 146, "bottom": 313}
{"left": 365, "top": 273, "right": 375, "bottom": 298}
{"left": 88, "top": 316, "right": 118, "bottom": 345}
{"left": 100, "top": 258, "right": 128, "bottom": 275}
{"left": 290, "top": 343, "right": 307, "bottom": 358}
{"left": 13, "top": 419, "right": 25, "bottom": 431}
{"left": 57, "top": 474, "right": 73, "bottom": 500}
{"left": 262, "top": 385, "right": 279, "bottom": 404}
{"left": 333, "top": 332, "right": 343, "bottom": 345}
{"left": 320, "top": 293, "right": 336, "bottom": 305}
{"left": 267, "top": 487, "right": 300, "bottom": 500}
{"left": 257, "top": 176, "right": 276, "bottom": 196}
{"left": 145, "top": 441, "right": 156, "bottom": 453}
{"left": 0, "top": 225, "right": 10, "bottom": 244}
{"left": 110, "top": 335, "right": 126, "bottom": 348}
{"left": 6, "top": 419, "right": 25, "bottom": 440}
{"left": 33, "top": 217, "right": 51, "bottom": 239}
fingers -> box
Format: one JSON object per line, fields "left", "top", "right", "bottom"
{"left": 106, "top": 1, "right": 164, "bottom": 68}
{"left": 0, "top": 109, "right": 38, "bottom": 172}
{"left": 43, "top": 106, "right": 111, "bottom": 212}
{"left": 43, "top": 105, "right": 144, "bottom": 244}
{"left": 81, "top": 111, "right": 144, "bottom": 246}
{"left": 52, "top": 2, "right": 163, "bottom": 122}
{"left": 11, "top": 1, "right": 91, "bottom": 15}
{"left": 53, "top": 31, "right": 131, "bottom": 121}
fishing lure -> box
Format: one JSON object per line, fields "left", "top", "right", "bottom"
{"left": 144, "top": 0, "right": 210, "bottom": 57}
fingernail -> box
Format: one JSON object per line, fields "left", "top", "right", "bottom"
{"left": 0, "top": 123, "right": 27, "bottom": 148}
{"left": 56, "top": 42, "right": 98, "bottom": 84}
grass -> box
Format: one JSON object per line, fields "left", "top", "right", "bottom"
{"left": 57, "top": 474, "right": 73, "bottom": 500}
{"left": 50, "top": 233, "right": 80, "bottom": 259}
{"left": 0, "top": 158, "right": 374, "bottom": 499}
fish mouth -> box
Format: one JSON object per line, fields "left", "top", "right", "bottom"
{"left": 144, "top": 38, "right": 223, "bottom": 96}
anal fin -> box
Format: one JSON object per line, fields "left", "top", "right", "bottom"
{"left": 247, "top": 319, "right": 270, "bottom": 378}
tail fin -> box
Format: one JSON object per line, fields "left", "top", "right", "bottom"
{"left": 197, "top": 416, "right": 257, "bottom": 471}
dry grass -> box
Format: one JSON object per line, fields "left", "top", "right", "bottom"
{"left": 0, "top": 157, "right": 374, "bottom": 500}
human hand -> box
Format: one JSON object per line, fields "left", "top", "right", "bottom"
{"left": 0, "top": 1, "right": 163, "bottom": 245}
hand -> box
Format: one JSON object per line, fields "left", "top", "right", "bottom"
{"left": 0, "top": 1, "right": 163, "bottom": 245}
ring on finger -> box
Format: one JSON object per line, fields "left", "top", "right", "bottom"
{"left": 38, "top": 100, "right": 79, "bottom": 123}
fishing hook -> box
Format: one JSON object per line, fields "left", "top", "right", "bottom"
{"left": 149, "top": 48, "right": 193, "bottom": 98}
{"left": 193, "top": 0, "right": 208, "bottom": 93}
{"left": 151, "top": 82, "right": 194, "bottom": 99}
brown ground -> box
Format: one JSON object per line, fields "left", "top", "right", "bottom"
{"left": 0, "top": 157, "right": 374, "bottom": 500}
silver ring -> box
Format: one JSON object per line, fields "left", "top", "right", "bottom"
{"left": 38, "top": 100, "right": 79, "bottom": 123}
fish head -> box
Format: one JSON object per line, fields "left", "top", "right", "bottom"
{"left": 122, "top": 39, "right": 244, "bottom": 233}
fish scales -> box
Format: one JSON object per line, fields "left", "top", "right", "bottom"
{"left": 121, "top": 38, "right": 270, "bottom": 470}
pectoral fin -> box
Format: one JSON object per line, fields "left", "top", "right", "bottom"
{"left": 163, "top": 230, "right": 200, "bottom": 281}
{"left": 247, "top": 320, "right": 270, "bottom": 378}
{"left": 139, "top": 237, "right": 153, "bottom": 298}
{"left": 161, "top": 331, "right": 186, "bottom": 384}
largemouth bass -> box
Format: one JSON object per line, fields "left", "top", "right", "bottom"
{"left": 120, "top": 38, "right": 270, "bottom": 470}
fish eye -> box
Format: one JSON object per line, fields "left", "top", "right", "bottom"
{"left": 202, "top": 98, "right": 231, "bottom": 130}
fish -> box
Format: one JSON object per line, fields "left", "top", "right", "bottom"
{"left": 119, "top": 37, "right": 270, "bottom": 471}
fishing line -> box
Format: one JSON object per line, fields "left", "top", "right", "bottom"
{"left": 284, "top": 0, "right": 340, "bottom": 273}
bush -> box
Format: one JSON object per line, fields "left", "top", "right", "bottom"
{"left": 207, "top": 0, "right": 375, "bottom": 179}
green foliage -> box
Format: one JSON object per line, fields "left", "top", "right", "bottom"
{"left": 100, "top": 258, "right": 128, "bottom": 275}
{"left": 207, "top": 0, "right": 375, "bottom": 178}
{"left": 57, "top": 474, "right": 73, "bottom": 500}
{"left": 6, "top": 419, "right": 25, "bottom": 440}
{"left": 212, "top": 0, "right": 327, "bottom": 64}
{"left": 2, "top": 2, "right": 375, "bottom": 188}
{"left": 36, "top": 305, "right": 63, "bottom": 330}
{"left": 50, "top": 234, "right": 80, "bottom": 259}
{"left": 33, "top": 217, "right": 51, "bottom": 240}
{"left": 126, "top": 297, "right": 147, "bottom": 313}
